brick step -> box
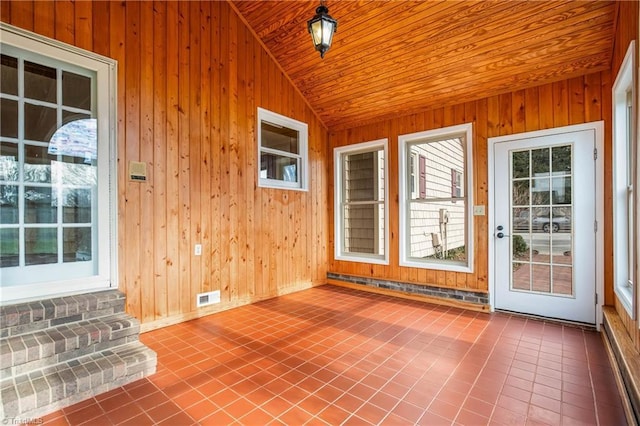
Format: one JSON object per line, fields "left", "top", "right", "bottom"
{"left": 0, "top": 290, "right": 126, "bottom": 338}
{"left": 1, "top": 313, "right": 141, "bottom": 380}
{"left": 0, "top": 341, "right": 157, "bottom": 420}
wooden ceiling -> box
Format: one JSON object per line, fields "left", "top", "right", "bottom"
{"left": 231, "top": 0, "right": 616, "bottom": 130}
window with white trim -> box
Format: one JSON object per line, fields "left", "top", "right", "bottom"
{"left": 399, "top": 123, "right": 474, "bottom": 272}
{"left": 613, "top": 41, "right": 636, "bottom": 317}
{"left": 0, "top": 23, "right": 117, "bottom": 302}
{"left": 334, "top": 139, "right": 388, "bottom": 264}
{"left": 257, "top": 107, "right": 308, "bottom": 191}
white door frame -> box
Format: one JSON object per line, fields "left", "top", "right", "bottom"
{"left": 488, "top": 122, "right": 604, "bottom": 329}
{"left": 0, "top": 23, "right": 118, "bottom": 304}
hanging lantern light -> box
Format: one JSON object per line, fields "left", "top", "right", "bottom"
{"left": 307, "top": 1, "right": 337, "bottom": 59}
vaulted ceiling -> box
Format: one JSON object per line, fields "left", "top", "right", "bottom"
{"left": 231, "top": 0, "right": 616, "bottom": 130}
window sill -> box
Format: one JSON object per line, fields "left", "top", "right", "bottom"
{"left": 258, "top": 180, "right": 308, "bottom": 192}
{"left": 399, "top": 258, "right": 473, "bottom": 273}
{"left": 335, "top": 254, "right": 389, "bottom": 265}
{"left": 614, "top": 285, "right": 635, "bottom": 319}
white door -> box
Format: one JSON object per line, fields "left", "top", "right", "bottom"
{"left": 0, "top": 26, "right": 116, "bottom": 303}
{"left": 492, "top": 128, "right": 597, "bottom": 324}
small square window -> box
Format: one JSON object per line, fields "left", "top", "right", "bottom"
{"left": 257, "top": 108, "right": 308, "bottom": 191}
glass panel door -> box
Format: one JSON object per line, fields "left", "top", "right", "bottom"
{"left": 0, "top": 49, "right": 98, "bottom": 288}
{"left": 493, "top": 128, "right": 596, "bottom": 324}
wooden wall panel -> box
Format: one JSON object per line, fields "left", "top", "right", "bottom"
{"left": 10, "top": 1, "right": 33, "bottom": 31}
{"left": 124, "top": 0, "right": 142, "bottom": 322}
{"left": 140, "top": 1, "right": 155, "bottom": 324}
{"left": 152, "top": 0, "right": 168, "bottom": 320}
{"left": 329, "top": 72, "right": 609, "bottom": 298}
{"left": 165, "top": 0, "right": 181, "bottom": 319}
{"left": 1, "top": 0, "right": 329, "bottom": 328}
{"left": 1, "top": 0, "right": 633, "bottom": 341}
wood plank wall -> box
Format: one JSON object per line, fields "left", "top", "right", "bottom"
{"left": 610, "top": 0, "right": 640, "bottom": 350}
{"left": 2, "top": 0, "right": 635, "bottom": 343}
{"left": 0, "top": 1, "right": 329, "bottom": 329}
{"left": 329, "top": 71, "right": 612, "bottom": 302}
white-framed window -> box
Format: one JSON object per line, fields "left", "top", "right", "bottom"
{"left": 334, "top": 139, "right": 388, "bottom": 264}
{"left": 613, "top": 40, "right": 636, "bottom": 318}
{"left": 257, "top": 107, "right": 308, "bottom": 191}
{"left": 399, "top": 123, "right": 474, "bottom": 273}
{"left": 0, "top": 23, "right": 117, "bottom": 303}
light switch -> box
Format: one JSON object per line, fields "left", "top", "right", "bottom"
{"left": 473, "top": 205, "right": 486, "bottom": 216}
{"left": 194, "top": 244, "right": 202, "bottom": 256}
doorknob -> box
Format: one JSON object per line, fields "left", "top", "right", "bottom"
{"left": 495, "top": 225, "right": 509, "bottom": 238}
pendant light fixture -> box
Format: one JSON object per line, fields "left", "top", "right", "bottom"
{"left": 307, "top": 1, "right": 337, "bottom": 59}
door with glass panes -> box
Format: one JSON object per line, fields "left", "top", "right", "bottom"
{"left": 492, "top": 129, "right": 597, "bottom": 324}
{"left": 1, "top": 29, "right": 114, "bottom": 303}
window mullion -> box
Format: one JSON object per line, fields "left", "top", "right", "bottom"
{"left": 0, "top": 93, "right": 19, "bottom": 102}
{"left": 17, "top": 56, "right": 25, "bottom": 267}
{"left": 344, "top": 200, "right": 384, "bottom": 206}
{"left": 411, "top": 197, "right": 467, "bottom": 204}
{"left": 259, "top": 146, "right": 301, "bottom": 160}
{"left": 19, "top": 98, "right": 58, "bottom": 109}
{"left": 56, "top": 66, "right": 63, "bottom": 264}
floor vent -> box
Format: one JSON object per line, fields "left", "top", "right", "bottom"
{"left": 197, "top": 290, "right": 221, "bottom": 307}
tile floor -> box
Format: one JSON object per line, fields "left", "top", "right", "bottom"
{"left": 40, "top": 285, "right": 625, "bottom": 425}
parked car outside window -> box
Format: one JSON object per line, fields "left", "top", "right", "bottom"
{"left": 513, "top": 210, "right": 571, "bottom": 233}
{"left": 532, "top": 214, "right": 570, "bottom": 232}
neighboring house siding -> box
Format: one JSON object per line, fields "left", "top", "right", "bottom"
{"left": 409, "top": 139, "right": 465, "bottom": 259}
{"left": 342, "top": 150, "right": 384, "bottom": 255}
{"left": 344, "top": 152, "right": 374, "bottom": 254}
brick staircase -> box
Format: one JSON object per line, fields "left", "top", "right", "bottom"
{"left": 0, "top": 290, "right": 157, "bottom": 420}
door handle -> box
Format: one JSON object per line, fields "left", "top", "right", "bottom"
{"left": 495, "top": 226, "right": 509, "bottom": 238}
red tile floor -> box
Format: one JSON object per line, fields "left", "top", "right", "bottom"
{"left": 41, "top": 285, "right": 626, "bottom": 425}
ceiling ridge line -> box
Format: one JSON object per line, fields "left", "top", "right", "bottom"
{"left": 226, "top": 0, "right": 329, "bottom": 131}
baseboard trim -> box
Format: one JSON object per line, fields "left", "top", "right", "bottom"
{"left": 602, "top": 306, "right": 640, "bottom": 425}
{"left": 139, "top": 282, "right": 318, "bottom": 333}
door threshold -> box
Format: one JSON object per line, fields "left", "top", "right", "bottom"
{"left": 494, "top": 309, "right": 596, "bottom": 330}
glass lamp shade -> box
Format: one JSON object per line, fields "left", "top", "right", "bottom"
{"left": 307, "top": 5, "right": 337, "bottom": 58}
